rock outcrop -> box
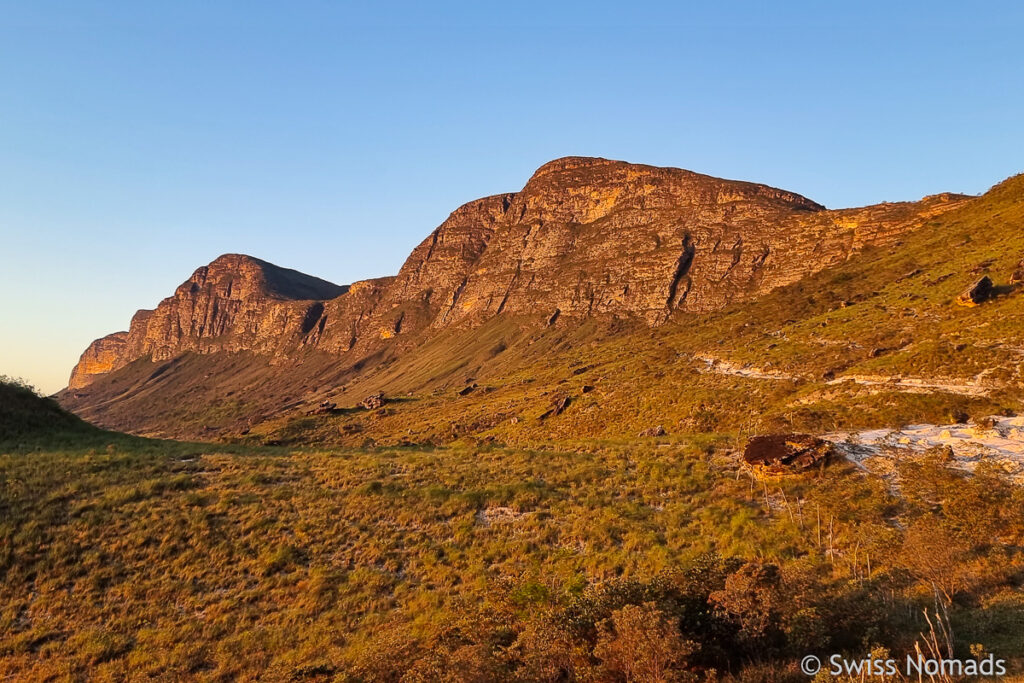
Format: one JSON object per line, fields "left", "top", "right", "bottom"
{"left": 1011, "top": 260, "right": 1024, "bottom": 284}
{"left": 66, "top": 157, "right": 970, "bottom": 401}
{"left": 957, "top": 276, "right": 994, "bottom": 306}
{"left": 359, "top": 393, "right": 386, "bottom": 410}
{"left": 68, "top": 331, "right": 129, "bottom": 390}
{"left": 743, "top": 434, "right": 834, "bottom": 475}
{"left": 68, "top": 254, "right": 350, "bottom": 389}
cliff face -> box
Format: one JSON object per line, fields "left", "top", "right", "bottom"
{"left": 427, "top": 157, "right": 826, "bottom": 325}
{"left": 444, "top": 157, "right": 968, "bottom": 324}
{"left": 68, "top": 255, "right": 351, "bottom": 389}
{"left": 66, "top": 157, "right": 970, "bottom": 394}
{"left": 68, "top": 332, "right": 129, "bottom": 390}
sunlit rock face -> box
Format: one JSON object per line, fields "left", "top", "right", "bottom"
{"left": 68, "top": 332, "right": 129, "bottom": 390}
{"left": 378, "top": 156, "right": 966, "bottom": 328}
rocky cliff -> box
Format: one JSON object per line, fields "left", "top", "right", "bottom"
{"left": 68, "top": 255, "right": 349, "bottom": 388}
{"left": 66, "top": 156, "right": 970, "bottom": 398}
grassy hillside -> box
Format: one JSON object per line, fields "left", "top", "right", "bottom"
{"left": 0, "top": 377, "right": 101, "bottom": 448}
{"left": 671, "top": 174, "right": 1024, "bottom": 420}
{"left": 2, "top": 424, "right": 1024, "bottom": 679}
{"left": 5, "top": 380, "right": 1024, "bottom": 679}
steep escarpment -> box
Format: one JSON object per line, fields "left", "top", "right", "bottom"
{"left": 68, "top": 255, "right": 352, "bottom": 389}
{"left": 62, "top": 157, "right": 973, "bottom": 436}
{"left": 420, "top": 157, "right": 967, "bottom": 325}
{"left": 68, "top": 332, "right": 130, "bottom": 389}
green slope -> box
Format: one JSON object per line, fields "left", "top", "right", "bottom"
{"left": 0, "top": 378, "right": 101, "bottom": 448}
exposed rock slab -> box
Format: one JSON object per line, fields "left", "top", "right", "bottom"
{"left": 827, "top": 416, "right": 1024, "bottom": 483}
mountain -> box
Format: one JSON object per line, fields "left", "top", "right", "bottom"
{"left": 60, "top": 157, "right": 981, "bottom": 440}
{"left": 67, "top": 254, "right": 348, "bottom": 389}
{"left": 21, "top": 169, "right": 1024, "bottom": 682}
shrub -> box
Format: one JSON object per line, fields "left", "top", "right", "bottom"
{"left": 594, "top": 602, "right": 697, "bottom": 682}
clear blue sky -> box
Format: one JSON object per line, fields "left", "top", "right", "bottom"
{"left": 2, "top": 1, "right": 1022, "bottom": 393}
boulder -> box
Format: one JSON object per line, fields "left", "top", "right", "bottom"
{"left": 359, "top": 392, "right": 386, "bottom": 410}
{"left": 956, "top": 276, "right": 994, "bottom": 306}
{"left": 950, "top": 409, "right": 969, "bottom": 424}
{"left": 540, "top": 395, "right": 571, "bottom": 419}
{"left": 976, "top": 415, "right": 998, "bottom": 430}
{"left": 639, "top": 425, "right": 666, "bottom": 437}
{"left": 552, "top": 395, "right": 571, "bottom": 416}
{"left": 1012, "top": 260, "right": 1024, "bottom": 284}
{"left": 307, "top": 400, "right": 337, "bottom": 415}
{"left": 742, "top": 434, "right": 833, "bottom": 475}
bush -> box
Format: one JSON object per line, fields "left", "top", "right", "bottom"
{"left": 594, "top": 602, "right": 697, "bottom": 682}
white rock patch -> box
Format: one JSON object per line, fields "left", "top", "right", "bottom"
{"left": 827, "top": 416, "right": 1024, "bottom": 483}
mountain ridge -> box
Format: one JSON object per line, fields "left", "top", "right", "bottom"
{"left": 62, "top": 156, "right": 979, "bottom": 437}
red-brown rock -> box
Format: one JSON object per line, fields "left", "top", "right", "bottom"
{"left": 743, "top": 434, "right": 833, "bottom": 475}
{"left": 956, "top": 276, "right": 994, "bottom": 306}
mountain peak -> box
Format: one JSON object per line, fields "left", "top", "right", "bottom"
{"left": 528, "top": 156, "right": 623, "bottom": 179}
{"left": 520, "top": 156, "right": 824, "bottom": 216}
{"left": 210, "top": 252, "right": 262, "bottom": 266}
{"left": 67, "top": 254, "right": 348, "bottom": 389}
{"left": 192, "top": 253, "right": 347, "bottom": 301}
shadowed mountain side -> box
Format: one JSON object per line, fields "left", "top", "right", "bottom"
{"left": 0, "top": 379, "right": 102, "bottom": 447}
{"left": 60, "top": 317, "right": 630, "bottom": 440}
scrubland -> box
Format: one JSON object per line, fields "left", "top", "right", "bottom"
{"left": 3, "top": 390, "right": 1023, "bottom": 680}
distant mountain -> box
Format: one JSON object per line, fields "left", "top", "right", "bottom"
{"left": 60, "top": 157, "right": 982, "bottom": 440}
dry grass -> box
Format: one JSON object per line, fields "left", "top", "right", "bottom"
{"left": 2, "top": 414, "right": 1024, "bottom": 679}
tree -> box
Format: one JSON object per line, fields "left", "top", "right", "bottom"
{"left": 900, "top": 518, "right": 972, "bottom": 603}
{"left": 709, "top": 562, "right": 782, "bottom": 652}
